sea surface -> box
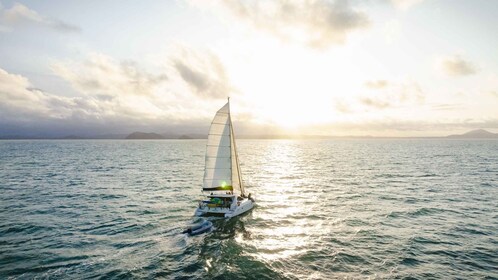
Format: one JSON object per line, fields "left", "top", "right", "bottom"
{"left": 0, "top": 139, "right": 497, "bottom": 279}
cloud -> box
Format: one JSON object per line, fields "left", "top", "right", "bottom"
{"left": 0, "top": 2, "right": 80, "bottom": 33}
{"left": 204, "top": 0, "right": 369, "bottom": 48}
{"left": 359, "top": 97, "right": 391, "bottom": 109}
{"left": 171, "top": 47, "right": 233, "bottom": 99}
{"left": 364, "top": 79, "right": 388, "bottom": 89}
{"left": 0, "top": 67, "right": 88, "bottom": 123}
{"left": 439, "top": 55, "right": 477, "bottom": 77}
{"left": 51, "top": 53, "right": 181, "bottom": 120}
{"left": 52, "top": 53, "right": 167, "bottom": 98}
{"left": 360, "top": 81, "right": 424, "bottom": 109}
{"left": 334, "top": 99, "right": 353, "bottom": 113}
{"left": 332, "top": 81, "right": 425, "bottom": 118}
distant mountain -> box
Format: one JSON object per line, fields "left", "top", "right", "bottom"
{"left": 447, "top": 129, "right": 498, "bottom": 139}
{"left": 160, "top": 133, "right": 180, "bottom": 139}
{"left": 160, "top": 132, "right": 207, "bottom": 139}
{"left": 90, "top": 134, "right": 127, "bottom": 139}
{"left": 125, "top": 132, "right": 165, "bottom": 139}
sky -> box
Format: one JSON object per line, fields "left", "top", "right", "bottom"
{"left": 0, "top": 0, "right": 497, "bottom": 137}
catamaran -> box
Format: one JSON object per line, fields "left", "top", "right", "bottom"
{"left": 194, "top": 98, "right": 254, "bottom": 218}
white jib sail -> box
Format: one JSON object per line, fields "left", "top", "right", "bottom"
{"left": 203, "top": 101, "right": 242, "bottom": 194}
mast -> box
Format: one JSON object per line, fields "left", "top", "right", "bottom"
{"left": 228, "top": 97, "right": 244, "bottom": 195}
{"left": 231, "top": 123, "right": 244, "bottom": 195}
{"left": 228, "top": 97, "right": 232, "bottom": 192}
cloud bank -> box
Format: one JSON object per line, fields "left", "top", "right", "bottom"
{"left": 0, "top": 46, "right": 235, "bottom": 136}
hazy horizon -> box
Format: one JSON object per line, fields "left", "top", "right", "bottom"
{"left": 1, "top": 0, "right": 497, "bottom": 137}
{"left": 1, "top": 128, "right": 497, "bottom": 140}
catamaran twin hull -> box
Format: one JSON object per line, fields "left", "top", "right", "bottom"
{"left": 194, "top": 194, "right": 254, "bottom": 218}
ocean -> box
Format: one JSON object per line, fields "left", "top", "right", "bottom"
{"left": 0, "top": 139, "right": 497, "bottom": 279}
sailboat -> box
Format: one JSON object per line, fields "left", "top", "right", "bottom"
{"left": 194, "top": 98, "right": 254, "bottom": 218}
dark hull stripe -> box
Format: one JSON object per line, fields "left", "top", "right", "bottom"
{"left": 203, "top": 186, "right": 233, "bottom": 191}
{"left": 200, "top": 212, "right": 226, "bottom": 217}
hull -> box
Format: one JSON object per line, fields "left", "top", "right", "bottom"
{"left": 195, "top": 198, "right": 254, "bottom": 218}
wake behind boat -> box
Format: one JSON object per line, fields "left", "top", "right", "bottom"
{"left": 194, "top": 98, "right": 254, "bottom": 218}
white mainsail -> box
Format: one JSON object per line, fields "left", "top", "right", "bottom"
{"left": 203, "top": 101, "right": 244, "bottom": 194}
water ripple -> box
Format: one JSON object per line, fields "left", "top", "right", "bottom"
{"left": 0, "top": 139, "right": 497, "bottom": 279}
